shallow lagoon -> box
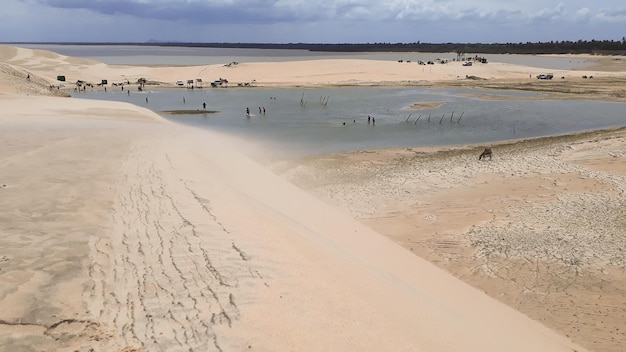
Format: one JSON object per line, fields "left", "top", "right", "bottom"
{"left": 74, "top": 86, "right": 626, "bottom": 158}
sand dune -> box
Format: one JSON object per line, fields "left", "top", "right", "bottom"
{"left": 0, "top": 94, "right": 588, "bottom": 351}
{"left": 3, "top": 44, "right": 625, "bottom": 91}
{"left": 1, "top": 45, "right": 620, "bottom": 351}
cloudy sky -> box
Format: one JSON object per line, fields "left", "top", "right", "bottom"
{"left": 1, "top": 0, "right": 625, "bottom": 43}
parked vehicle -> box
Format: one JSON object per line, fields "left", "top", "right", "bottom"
{"left": 462, "top": 61, "right": 473, "bottom": 66}
{"left": 536, "top": 73, "right": 554, "bottom": 80}
{"left": 211, "top": 78, "right": 229, "bottom": 87}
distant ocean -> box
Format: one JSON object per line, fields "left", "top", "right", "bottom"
{"left": 19, "top": 43, "right": 594, "bottom": 70}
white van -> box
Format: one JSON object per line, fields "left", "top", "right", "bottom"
{"left": 176, "top": 80, "right": 184, "bottom": 86}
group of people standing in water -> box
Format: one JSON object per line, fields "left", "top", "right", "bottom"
{"left": 344, "top": 115, "right": 376, "bottom": 126}
{"left": 245, "top": 107, "right": 267, "bottom": 117}
{"left": 142, "top": 94, "right": 377, "bottom": 126}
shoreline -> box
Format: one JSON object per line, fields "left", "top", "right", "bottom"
{"left": 385, "top": 125, "right": 626, "bottom": 156}
{"left": 270, "top": 125, "right": 626, "bottom": 176}
{"left": 64, "top": 76, "right": 626, "bottom": 106}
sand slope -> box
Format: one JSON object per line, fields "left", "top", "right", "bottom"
{"left": 0, "top": 97, "right": 587, "bottom": 351}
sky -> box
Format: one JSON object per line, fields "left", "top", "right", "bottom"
{"left": 1, "top": 0, "right": 625, "bottom": 43}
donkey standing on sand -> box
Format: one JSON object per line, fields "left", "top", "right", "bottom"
{"left": 479, "top": 147, "right": 492, "bottom": 160}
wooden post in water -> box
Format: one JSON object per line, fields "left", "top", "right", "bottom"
{"left": 450, "top": 111, "right": 454, "bottom": 122}
{"left": 414, "top": 115, "right": 422, "bottom": 124}
{"left": 457, "top": 112, "right": 464, "bottom": 123}
{"left": 439, "top": 114, "right": 445, "bottom": 124}
{"left": 405, "top": 113, "right": 412, "bottom": 122}
{"left": 428, "top": 114, "right": 431, "bottom": 122}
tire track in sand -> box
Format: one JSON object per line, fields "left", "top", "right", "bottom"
{"left": 88, "top": 140, "right": 256, "bottom": 351}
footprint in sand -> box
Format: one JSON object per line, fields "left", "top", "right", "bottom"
{"left": 0, "top": 255, "right": 9, "bottom": 270}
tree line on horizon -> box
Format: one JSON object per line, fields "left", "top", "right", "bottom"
{"left": 16, "top": 39, "right": 626, "bottom": 55}
{"left": 139, "top": 39, "right": 626, "bottom": 55}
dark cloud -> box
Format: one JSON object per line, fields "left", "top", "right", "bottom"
{"left": 32, "top": 0, "right": 626, "bottom": 28}
{"left": 35, "top": 0, "right": 314, "bottom": 24}
{"left": 5, "top": 0, "right": 625, "bottom": 43}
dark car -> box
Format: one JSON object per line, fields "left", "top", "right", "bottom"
{"left": 537, "top": 73, "right": 554, "bottom": 80}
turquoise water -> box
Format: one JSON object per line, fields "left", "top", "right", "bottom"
{"left": 74, "top": 87, "right": 626, "bottom": 158}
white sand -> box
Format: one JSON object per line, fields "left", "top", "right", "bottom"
{"left": 3, "top": 44, "right": 625, "bottom": 91}
{"left": 278, "top": 131, "right": 626, "bottom": 352}
{"left": 1, "top": 45, "right": 619, "bottom": 351}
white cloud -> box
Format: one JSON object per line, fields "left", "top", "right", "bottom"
{"left": 529, "top": 3, "right": 566, "bottom": 21}
{"left": 593, "top": 8, "right": 626, "bottom": 23}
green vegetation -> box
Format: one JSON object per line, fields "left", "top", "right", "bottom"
{"left": 142, "top": 39, "right": 626, "bottom": 55}
{"left": 11, "top": 39, "right": 626, "bottom": 55}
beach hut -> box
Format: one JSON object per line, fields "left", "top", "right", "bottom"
{"left": 195, "top": 78, "right": 203, "bottom": 88}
